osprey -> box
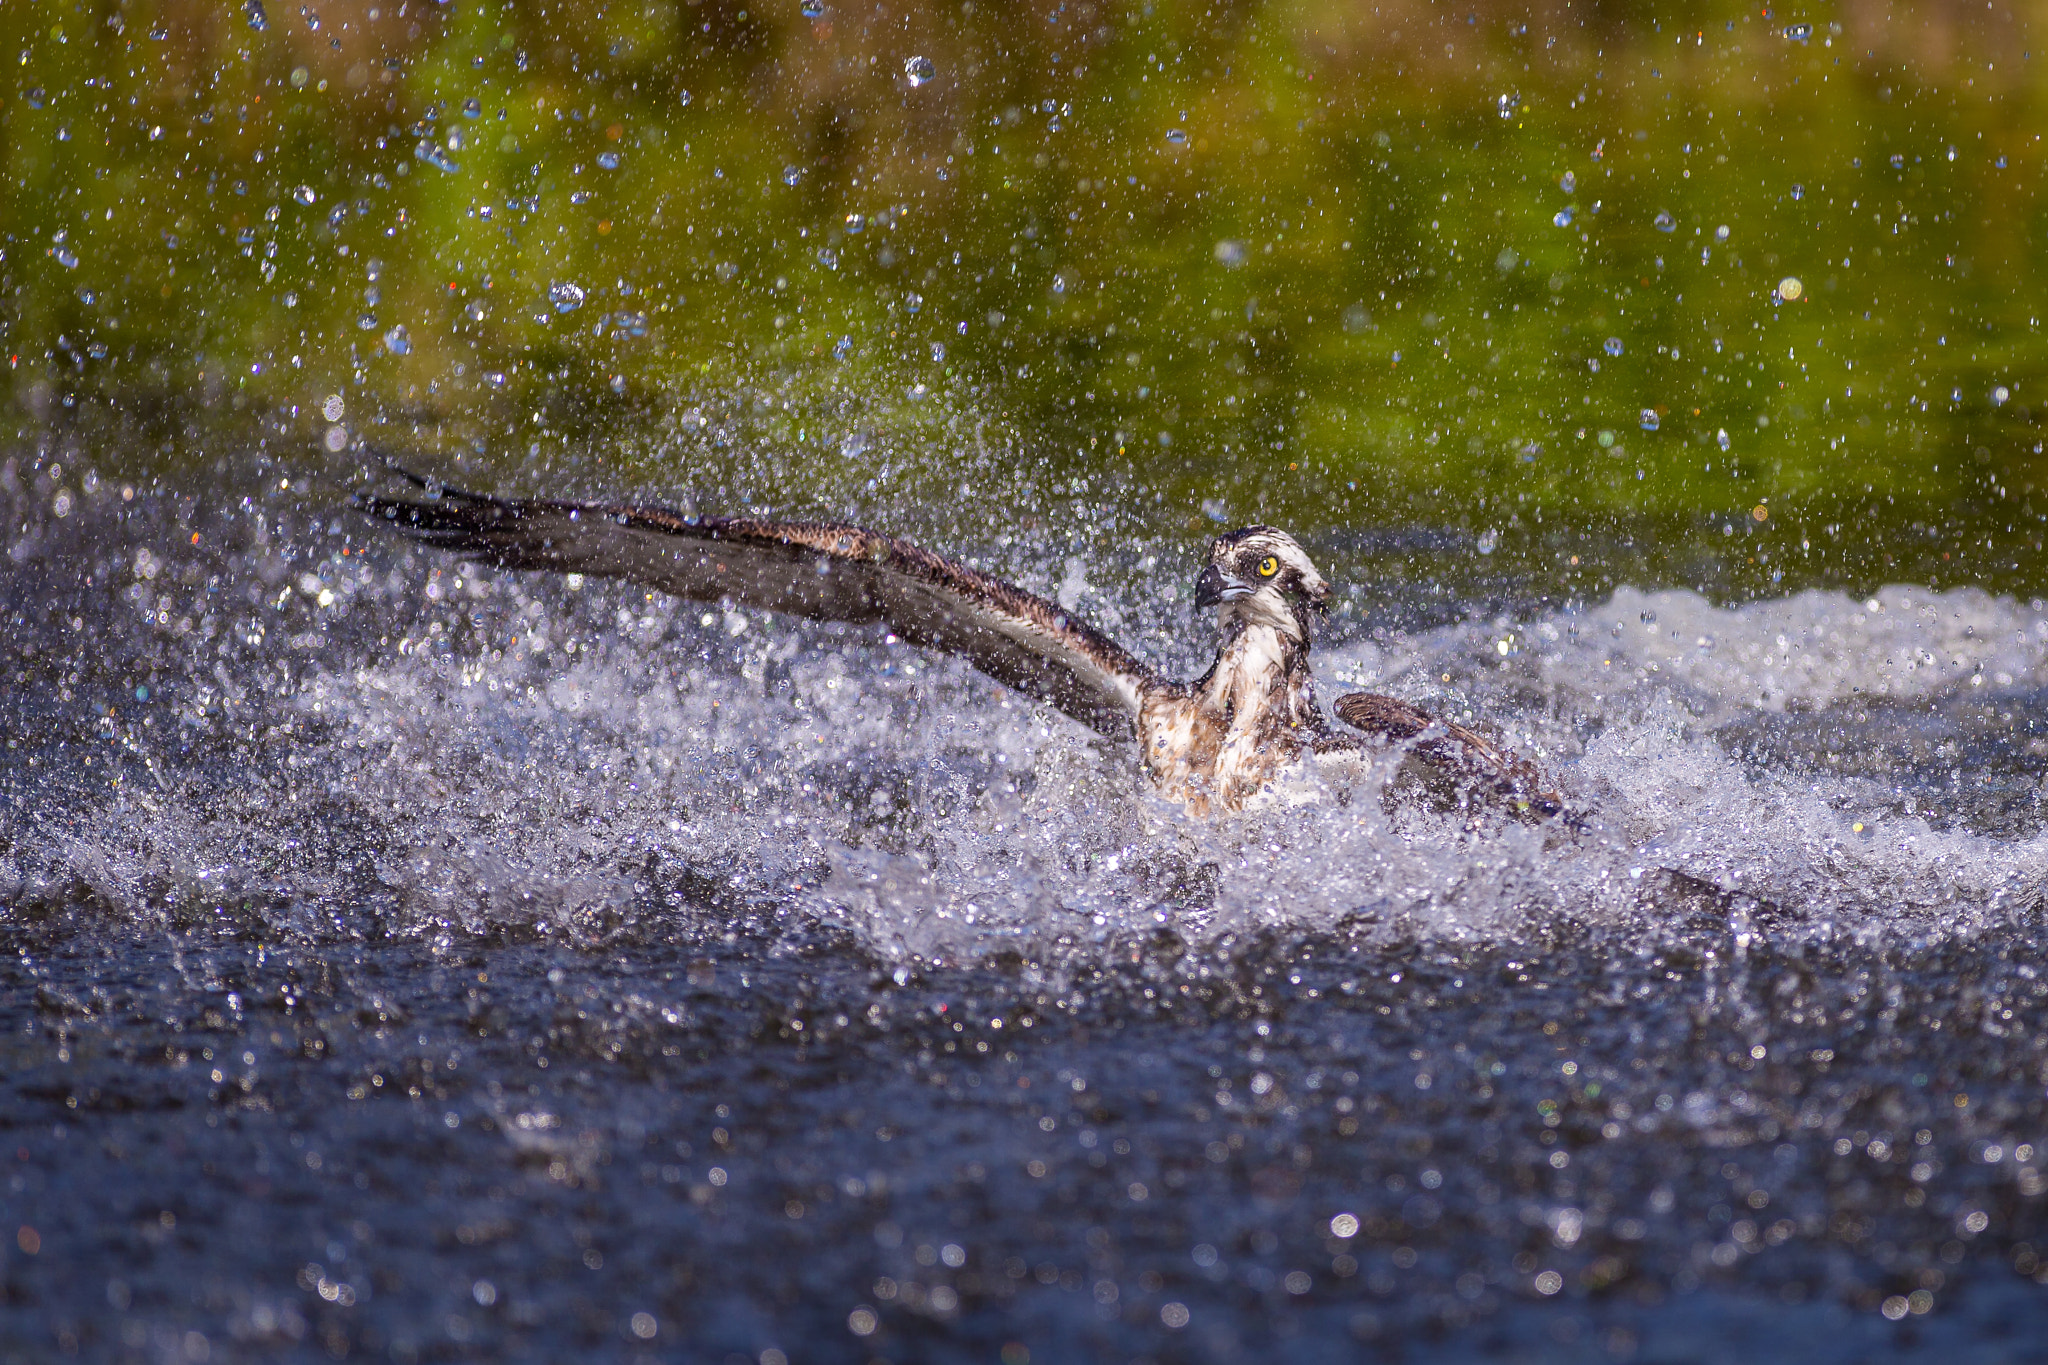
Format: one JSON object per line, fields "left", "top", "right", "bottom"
{"left": 357, "top": 471, "right": 1562, "bottom": 819}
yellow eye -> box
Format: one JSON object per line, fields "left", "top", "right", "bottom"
{"left": 1256, "top": 555, "right": 1280, "bottom": 578}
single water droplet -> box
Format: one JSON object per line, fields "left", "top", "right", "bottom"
{"left": 801, "top": 0, "right": 826, "bottom": 16}
{"left": 1889, "top": 153, "right": 1904, "bottom": 169}
{"left": 1777, "top": 276, "right": 1804, "bottom": 301}
{"left": 1597, "top": 430, "right": 1616, "bottom": 448}
{"left": 844, "top": 212, "right": 865, "bottom": 234}
{"left": 677, "top": 89, "right": 692, "bottom": 106}
{"left": 1475, "top": 529, "right": 1499, "bottom": 555}
{"left": 1496, "top": 92, "right": 1521, "bottom": 118}
{"left": 1653, "top": 210, "right": 1676, "bottom": 232}
{"left": 462, "top": 98, "right": 482, "bottom": 119}
{"left": 782, "top": 164, "right": 803, "bottom": 186}
{"left": 294, "top": 185, "right": 317, "bottom": 205}
{"left": 1559, "top": 171, "right": 1576, "bottom": 193}
{"left": 930, "top": 342, "right": 946, "bottom": 362}
{"left": 904, "top": 292, "right": 923, "bottom": 314}
{"left": 1790, "top": 183, "right": 1804, "bottom": 200}
{"left": 53, "top": 246, "right": 78, "bottom": 269}
{"left": 1604, "top": 337, "right": 1624, "bottom": 357}
{"left": 1639, "top": 408, "right": 1660, "bottom": 431}
{"left": 322, "top": 394, "right": 345, "bottom": 421}
{"left": 1993, "top": 385, "right": 2011, "bottom": 405}
{"left": 1166, "top": 128, "right": 1186, "bottom": 145}
{"left": 24, "top": 88, "right": 44, "bottom": 109}
{"left": 598, "top": 150, "right": 620, "bottom": 170}
{"left": 1716, "top": 428, "right": 1731, "bottom": 451}
{"left": 549, "top": 281, "right": 586, "bottom": 313}
{"left": 903, "top": 55, "right": 935, "bottom": 87}
{"left": 1997, "top": 155, "right": 2008, "bottom": 168}
{"left": 833, "top": 336, "right": 853, "bottom": 360}
{"left": 1946, "top": 145, "right": 1957, "bottom": 162}
{"left": 245, "top": 0, "right": 269, "bottom": 31}
{"left": 1213, "top": 239, "right": 1246, "bottom": 267}
{"left": 383, "top": 324, "right": 410, "bottom": 355}
{"left": 1715, "top": 224, "right": 1731, "bottom": 241}
{"left": 1553, "top": 206, "right": 1576, "bottom": 228}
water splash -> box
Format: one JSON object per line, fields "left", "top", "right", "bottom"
{"left": 8, "top": 467, "right": 2042, "bottom": 976}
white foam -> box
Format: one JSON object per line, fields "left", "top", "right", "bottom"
{"left": 1327, "top": 584, "right": 2048, "bottom": 722}
{"left": 23, "top": 575, "right": 2045, "bottom": 965}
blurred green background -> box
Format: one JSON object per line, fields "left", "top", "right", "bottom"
{"left": 2, "top": 0, "right": 2044, "bottom": 598}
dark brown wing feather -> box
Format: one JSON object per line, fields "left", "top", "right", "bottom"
{"left": 1333, "top": 692, "right": 1566, "bottom": 820}
{"left": 354, "top": 470, "right": 1160, "bottom": 737}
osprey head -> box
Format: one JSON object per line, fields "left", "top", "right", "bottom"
{"left": 1193, "top": 526, "right": 1330, "bottom": 640}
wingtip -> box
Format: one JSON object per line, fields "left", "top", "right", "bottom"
{"left": 352, "top": 451, "right": 501, "bottom": 510}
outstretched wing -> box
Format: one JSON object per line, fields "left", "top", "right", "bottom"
{"left": 354, "top": 469, "right": 1162, "bottom": 738}
{"left": 1333, "top": 691, "right": 1567, "bottom": 820}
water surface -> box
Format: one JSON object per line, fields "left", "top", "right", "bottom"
{"left": 3, "top": 438, "right": 2046, "bottom": 1361}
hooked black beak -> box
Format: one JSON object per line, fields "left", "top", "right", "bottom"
{"left": 1193, "top": 564, "right": 1228, "bottom": 610}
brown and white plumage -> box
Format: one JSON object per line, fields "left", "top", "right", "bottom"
{"left": 355, "top": 470, "right": 1563, "bottom": 818}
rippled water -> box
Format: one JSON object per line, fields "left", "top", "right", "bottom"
{"left": 4, "top": 444, "right": 2047, "bottom": 1362}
